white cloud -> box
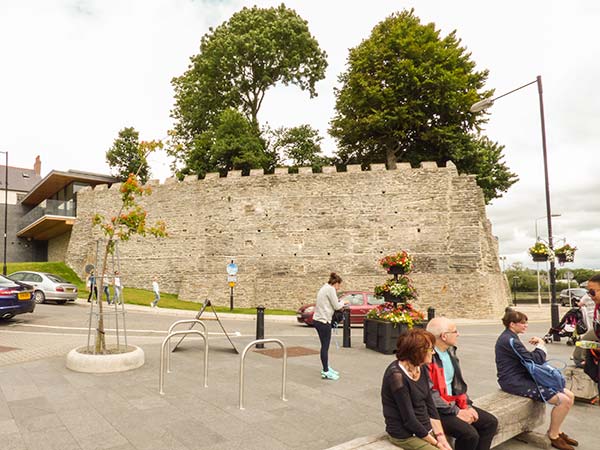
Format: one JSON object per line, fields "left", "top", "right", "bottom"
{"left": 1, "top": 0, "right": 598, "bottom": 269}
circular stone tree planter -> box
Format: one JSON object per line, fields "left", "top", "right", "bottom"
{"left": 66, "top": 345, "right": 145, "bottom": 373}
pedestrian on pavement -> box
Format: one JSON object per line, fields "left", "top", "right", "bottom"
{"left": 313, "top": 272, "right": 345, "bottom": 380}
{"left": 86, "top": 270, "right": 97, "bottom": 303}
{"left": 151, "top": 276, "right": 160, "bottom": 308}
{"left": 381, "top": 328, "right": 452, "bottom": 450}
{"left": 113, "top": 271, "right": 122, "bottom": 305}
{"left": 579, "top": 275, "right": 600, "bottom": 386}
{"left": 426, "top": 317, "right": 498, "bottom": 450}
{"left": 495, "top": 309, "right": 577, "bottom": 450}
{"left": 103, "top": 277, "right": 111, "bottom": 304}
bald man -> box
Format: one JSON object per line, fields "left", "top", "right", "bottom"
{"left": 426, "top": 317, "right": 498, "bottom": 450}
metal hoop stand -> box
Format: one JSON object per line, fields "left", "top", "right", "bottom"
{"left": 239, "top": 338, "right": 287, "bottom": 410}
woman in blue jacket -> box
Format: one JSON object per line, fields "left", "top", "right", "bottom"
{"left": 495, "top": 309, "right": 576, "bottom": 450}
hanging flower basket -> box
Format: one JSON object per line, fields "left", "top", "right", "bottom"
{"left": 529, "top": 241, "right": 550, "bottom": 262}
{"left": 374, "top": 277, "right": 416, "bottom": 303}
{"left": 379, "top": 251, "right": 413, "bottom": 275}
{"left": 554, "top": 244, "right": 576, "bottom": 264}
{"left": 532, "top": 254, "right": 549, "bottom": 262}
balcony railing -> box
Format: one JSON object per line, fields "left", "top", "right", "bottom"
{"left": 18, "top": 199, "right": 76, "bottom": 233}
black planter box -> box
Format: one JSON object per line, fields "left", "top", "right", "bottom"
{"left": 363, "top": 319, "right": 408, "bottom": 354}
{"left": 531, "top": 254, "right": 548, "bottom": 262}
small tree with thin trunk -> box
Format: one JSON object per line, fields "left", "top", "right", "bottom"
{"left": 91, "top": 140, "right": 167, "bottom": 353}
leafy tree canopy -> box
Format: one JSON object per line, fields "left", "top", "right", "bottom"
{"left": 268, "top": 124, "right": 330, "bottom": 171}
{"left": 329, "top": 9, "right": 517, "bottom": 203}
{"left": 175, "top": 108, "right": 273, "bottom": 178}
{"left": 170, "top": 3, "right": 328, "bottom": 164}
{"left": 106, "top": 127, "right": 150, "bottom": 184}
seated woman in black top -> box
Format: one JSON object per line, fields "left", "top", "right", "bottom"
{"left": 495, "top": 309, "right": 577, "bottom": 450}
{"left": 381, "top": 328, "right": 452, "bottom": 450}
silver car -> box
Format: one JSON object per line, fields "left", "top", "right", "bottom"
{"left": 8, "top": 271, "right": 78, "bottom": 304}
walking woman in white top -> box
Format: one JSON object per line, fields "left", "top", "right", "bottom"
{"left": 313, "top": 272, "right": 345, "bottom": 380}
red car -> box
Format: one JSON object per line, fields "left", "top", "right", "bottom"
{"left": 296, "top": 291, "right": 384, "bottom": 326}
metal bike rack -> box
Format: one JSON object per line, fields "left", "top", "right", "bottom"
{"left": 166, "top": 319, "right": 207, "bottom": 373}
{"left": 239, "top": 338, "right": 287, "bottom": 410}
{"left": 159, "top": 330, "right": 208, "bottom": 395}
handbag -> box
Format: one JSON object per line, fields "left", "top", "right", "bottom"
{"left": 509, "top": 337, "right": 566, "bottom": 402}
{"left": 331, "top": 309, "right": 344, "bottom": 327}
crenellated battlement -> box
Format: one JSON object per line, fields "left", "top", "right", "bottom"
{"left": 82, "top": 161, "right": 461, "bottom": 193}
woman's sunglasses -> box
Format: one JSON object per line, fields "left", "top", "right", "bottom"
{"left": 588, "top": 289, "right": 596, "bottom": 297}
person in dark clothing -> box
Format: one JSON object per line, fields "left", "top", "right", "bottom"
{"left": 86, "top": 270, "right": 97, "bottom": 303}
{"left": 426, "top": 317, "right": 498, "bottom": 450}
{"left": 495, "top": 309, "right": 577, "bottom": 450}
{"left": 381, "top": 328, "right": 452, "bottom": 450}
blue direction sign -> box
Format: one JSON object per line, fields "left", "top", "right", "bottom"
{"left": 227, "top": 261, "right": 238, "bottom": 276}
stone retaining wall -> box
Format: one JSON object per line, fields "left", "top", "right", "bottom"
{"left": 65, "top": 162, "right": 510, "bottom": 318}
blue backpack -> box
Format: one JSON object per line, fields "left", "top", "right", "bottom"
{"left": 509, "top": 337, "right": 566, "bottom": 402}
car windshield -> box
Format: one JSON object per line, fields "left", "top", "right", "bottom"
{"left": 45, "top": 273, "right": 67, "bottom": 283}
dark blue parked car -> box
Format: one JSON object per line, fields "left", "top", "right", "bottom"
{"left": 0, "top": 274, "right": 35, "bottom": 320}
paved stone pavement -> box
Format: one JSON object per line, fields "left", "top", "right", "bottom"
{"left": 0, "top": 302, "right": 597, "bottom": 449}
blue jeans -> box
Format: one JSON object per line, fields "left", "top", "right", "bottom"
{"left": 152, "top": 291, "right": 160, "bottom": 306}
{"left": 113, "top": 286, "right": 122, "bottom": 304}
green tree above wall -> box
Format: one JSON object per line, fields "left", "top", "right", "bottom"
{"left": 329, "top": 9, "right": 517, "bottom": 203}
{"left": 169, "top": 4, "right": 328, "bottom": 177}
{"left": 268, "top": 124, "right": 331, "bottom": 171}
{"left": 106, "top": 127, "right": 150, "bottom": 184}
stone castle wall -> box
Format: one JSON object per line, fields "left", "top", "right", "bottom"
{"left": 65, "top": 162, "right": 510, "bottom": 319}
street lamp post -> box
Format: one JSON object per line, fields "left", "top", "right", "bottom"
{"left": 0, "top": 151, "right": 7, "bottom": 276}
{"left": 471, "top": 75, "right": 560, "bottom": 339}
{"left": 534, "top": 214, "right": 561, "bottom": 307}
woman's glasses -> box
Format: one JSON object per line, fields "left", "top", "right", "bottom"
{"left": 588, "top": 289, "right": 596, "bottom": 297}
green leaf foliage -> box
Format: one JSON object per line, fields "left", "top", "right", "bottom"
{"left": 169, "top": 3, "right": 328, "bottom": 173}
{"left": 177, "top": 109, "right": 273, "bottom": 178}
{"left": 268, "top": 124, "right": 330, "bottom": 171}
{"left": 329, "top": 9, "right": 517, "bottom": 203}
{"left": 105, "top": 127, "right": 150, "bottom": 184}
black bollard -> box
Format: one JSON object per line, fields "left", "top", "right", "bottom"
{"left": 427, "top": 307, "right": 435, "bottom": 321}
{"left": 256, "top": 305, "right": 265, "bottom": 348}
{"left": 342, "top": 307, "right": 351, "bottom": 348}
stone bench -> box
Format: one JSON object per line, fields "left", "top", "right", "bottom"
{"left": 325, "top": 390, "right": 545, "bottom": 450}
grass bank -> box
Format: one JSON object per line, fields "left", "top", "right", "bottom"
{"left": 6, "top": 262, "right": 295, "bottom": 315}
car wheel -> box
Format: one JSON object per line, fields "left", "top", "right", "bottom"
{"left": 34, "top": 290, "right": 46, "bottom": 304}
{"left": 56, "top": 300, "right": 67, "bottom": 305}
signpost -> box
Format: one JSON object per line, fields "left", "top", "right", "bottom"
{"left": 227, "top": 260, "right": 238, "bottom": 311}
{"left": 565, "top": 271, "right": 574, "bottom": 306}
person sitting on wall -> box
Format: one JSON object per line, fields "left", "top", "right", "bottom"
{"left": 426, "top": 317, "right": 498, "bottom": 450}
{"left": 381, "top": 328, "right": 452, "bottom": 450}
{"left": 495, "top": 309, "right": 577, "bottom": 450}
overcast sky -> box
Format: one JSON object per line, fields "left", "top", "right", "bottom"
{"left": 1, "top": 0, "right": 598, "bottom": 273}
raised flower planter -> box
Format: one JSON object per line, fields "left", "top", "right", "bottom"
{"left": 364, "top": 318, "right": 427, "bottom": 354}
{"left": 367, "top": 251, "right": 426, "bottom": 354}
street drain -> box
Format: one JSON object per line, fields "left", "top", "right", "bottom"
{"left": 254, "top": 346, "right": 319, "bottom": 359}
